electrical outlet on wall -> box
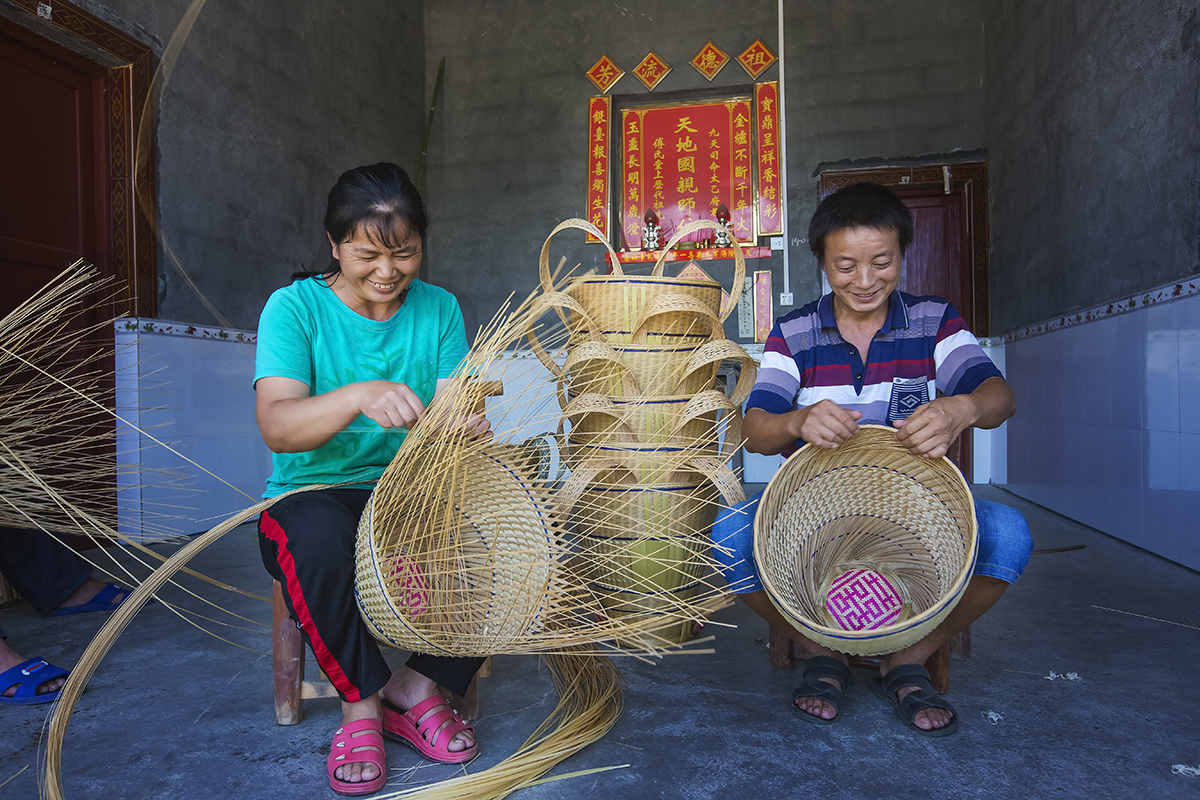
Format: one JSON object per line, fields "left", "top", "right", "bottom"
{"left": 779, "top": 292, "right": 793, "bottom": 306}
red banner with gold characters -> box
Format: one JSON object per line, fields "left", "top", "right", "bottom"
{"left": 585, "top": 96, "right": 611, "bottom": 241}
{"left": 755, "top": 81, "right": 782, "bottom": 236}
{"left": 619, "top": 99, "right": 754, "bottom": 248}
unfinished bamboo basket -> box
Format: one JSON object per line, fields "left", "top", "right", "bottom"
{"left": 355, "top": 442, "right": 562, "bottom": 656}
{"left": 754, "top": 425, "right": 978, "bottom": 656}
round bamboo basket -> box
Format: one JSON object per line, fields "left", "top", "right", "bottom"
{"left": 754, "top": 426, "right": 978, "bottom": 656}
{"left": 355, "top": 445, "right": 561, "bottom": 656}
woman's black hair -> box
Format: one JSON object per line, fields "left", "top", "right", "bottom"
{"left": 290, "top": 162, "right": 428, "bottom": 283}
{"left": 807, "top": 182, "right": 914, "bottom": 264}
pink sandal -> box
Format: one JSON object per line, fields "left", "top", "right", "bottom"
{"left": 382, "top": 696, "right": 478, "bottom": 764}
{"left": 327, "top": 718, "right": 387, "bottom": 796}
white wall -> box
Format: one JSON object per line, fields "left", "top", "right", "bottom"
{"left": 115, "top": 320, "right": 272, "bottom": 539}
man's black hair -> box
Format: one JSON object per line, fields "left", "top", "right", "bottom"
{"left": 807, "top": 182, "right": 915, "bottom": 263}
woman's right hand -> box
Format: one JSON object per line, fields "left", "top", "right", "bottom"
{"left": 356, "top": 381, "right": 426, "bottom": 429}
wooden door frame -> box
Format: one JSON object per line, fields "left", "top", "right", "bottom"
{"left": 3, "top": 0, "right": 157, "bottom": 318}
{"left": 819, "top": 162, "right": 989, "bottom": 336}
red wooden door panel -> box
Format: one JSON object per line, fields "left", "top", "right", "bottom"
{"left": 0, "top": 19, "right": 107, "bottom": 316}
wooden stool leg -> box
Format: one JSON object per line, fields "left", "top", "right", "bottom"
{"left": 768, "top": 623, "right": 795, "bottom": 669}
{"left": 926, "top": 642, "right": 950, "bottom": 694}
{"left": 273, "top": 580, "right": 304, "bottom": 725}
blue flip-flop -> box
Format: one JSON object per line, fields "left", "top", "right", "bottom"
{"left": 48, "top": 583, "right": 128, "bottom": 616}
{"left": 0, "top": 658, "right": 69, "bottom": 705}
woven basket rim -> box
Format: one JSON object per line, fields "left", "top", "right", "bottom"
{"left": 754, "top": 425, "right": 978, "bottom": 648}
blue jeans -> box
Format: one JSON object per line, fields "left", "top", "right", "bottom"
{"left": 711, "top": 492, "right": 1033, "bottom": 594}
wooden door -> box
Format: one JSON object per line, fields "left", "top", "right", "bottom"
{"left": 0, "top": 17, "right": 117, "bottom": 539}
{"left": 0, "top": 15, "right": 111, "bottom": 315}
{"left": 896, "top": 190, "right": 970, "bottom": 328}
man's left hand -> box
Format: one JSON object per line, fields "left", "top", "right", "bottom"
{"left": 893, "top": 396, "right": 970, "bottom": 458}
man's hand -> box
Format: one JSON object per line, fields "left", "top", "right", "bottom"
{"left": 796, "top": 399, "right": 863, "bottom": 450}
{"left": 893, "top": 396, "right": 970, "bottom": 458}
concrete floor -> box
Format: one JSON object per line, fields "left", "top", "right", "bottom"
{"left": 2, "top": 485, "right": 1199, "bottom": 799}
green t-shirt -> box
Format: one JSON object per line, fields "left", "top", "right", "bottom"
{"left": 254, "top": 277, "right": 468, "bottom": 497}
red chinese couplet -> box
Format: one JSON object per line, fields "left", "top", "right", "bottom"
{"left": 586, "top": 96, "right": 611, "bottom": 242}
{"left": 620, "top": 98, "right": 755, "bottom": 249}
{"left": 755, "top": 82, "right": 782, "bottom": 236}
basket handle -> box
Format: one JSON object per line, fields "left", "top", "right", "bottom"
{"left": 628, "top": 293, "right": 724, "bottom": 345}
{"left": 539, "top": 218, "right": 625, "bottom": 295}
{"left": 651, "top": 219, "right": 747, "bottom": 322}
{"left": 525, "top": 291, "right": 603, "bottom": 378}
{"left": 562, "top": 339, "right": 641, "bottom": 396}
{"left": 561, "top": 393, "right": 637, "bottom": 439}
{"left": 667, "top": 389, "right": 743, "bottom": 458}
{"left": 671, "top": 339, "right": 758, "bottom": 406}
{"left": 552, "top": 457, "right": 627, "bottom": 518}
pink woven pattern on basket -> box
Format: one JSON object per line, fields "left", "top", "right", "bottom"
{"left": 825, "top": 569, "right": 902, "bottom": 631}
{"left": 387, "top": 555, "right": 428, "bottom": 618}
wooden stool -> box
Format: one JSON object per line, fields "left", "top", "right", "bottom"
{"left": 767, "top": 622, "right": 970, "bottom": 694}
{"left": 271, "top": 580, "right": 484, "bottom": 725}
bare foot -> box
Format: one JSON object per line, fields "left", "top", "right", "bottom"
{"left": 0, "top": 639, "right": 66, "bottom": 698}
{"left": 335, "top": 696, "right": 384, "bottom": 786}
{"left": 53, "top": 577, "right": 126, "bottom": 612}
{"left": 878, "top": 655, "right": 955, "bottom": 731}
{"left": 793, "top": 654, "right": 849, "bottom": 721}
{"left": 381, "top": 667, "right": 475, "bottom": 753}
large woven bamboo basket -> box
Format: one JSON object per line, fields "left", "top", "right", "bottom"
{"left": 355, "top": 443, "right": 563, "bottom": 656}
{"left": 754, "top": 426, "right": 978, "bottom": 656}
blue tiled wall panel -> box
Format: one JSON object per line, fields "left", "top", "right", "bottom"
{"left": 1002, "top": 294, "right": 1200, "bottom": 571}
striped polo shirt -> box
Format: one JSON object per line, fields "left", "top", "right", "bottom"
{"left": 747, "top": 290, "right": 1002, "bottom": 457}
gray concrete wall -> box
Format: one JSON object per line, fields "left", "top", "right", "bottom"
{"left": 422, "top": 0, "right": 987, "bottom": 339}
{"left": 985, "top": 0, "right": 1200, "bottom": 334}
{"left": 76, "top": 0, "right": 426, "bottom": 330}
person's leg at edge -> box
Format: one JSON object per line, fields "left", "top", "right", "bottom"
{"left": 712, "top": 492, "right": 848, "bottom": 722}
{"left": 0, "top": 527, "right": 127, "bottom": 614}
{"left": 876, "top": 498, "right": 1033, "bottom": 731}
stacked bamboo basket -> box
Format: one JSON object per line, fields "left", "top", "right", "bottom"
{"left": 532, "top": 219, "right": 757, "bottom": 647}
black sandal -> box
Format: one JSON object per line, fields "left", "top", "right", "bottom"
{"left": 791, "top": 656, "right": 852, "bottom": 725}
{"left": 870, "top": 664, "right": 959, "bottom": 737}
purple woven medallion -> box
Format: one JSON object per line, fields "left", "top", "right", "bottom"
{"left": 825, "top": 569, "right": 902, "bottom": 631}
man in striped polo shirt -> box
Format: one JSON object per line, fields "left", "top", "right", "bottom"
{"left": 713, "top": 182, "right": 1033, "bottom": 736}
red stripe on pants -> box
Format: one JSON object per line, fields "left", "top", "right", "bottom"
{"left": 260, "top": 510, "right": 362, "bottom": 702}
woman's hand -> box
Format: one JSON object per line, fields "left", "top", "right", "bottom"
{"left": 256, "top": 376, "right": 430, "bottom": 453}
{"left": 356, "top": 381, "right": 426, "bottom": 429}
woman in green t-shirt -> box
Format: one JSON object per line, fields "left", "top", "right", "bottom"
{"left": 255, "top": 163, "right": 487, "bottom": 796}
